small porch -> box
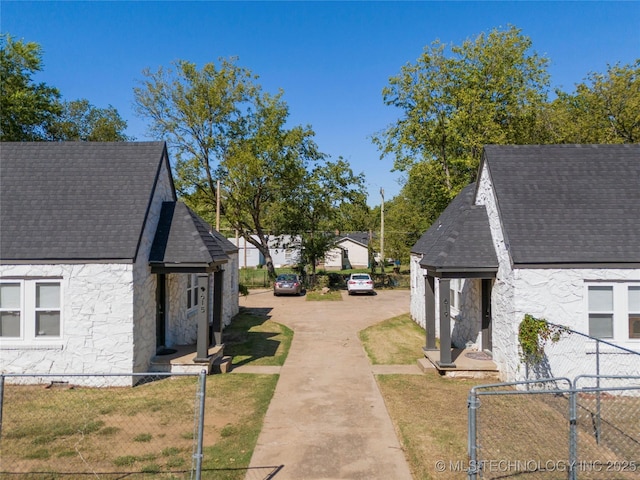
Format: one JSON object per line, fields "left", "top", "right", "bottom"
{"left": 150, "top": 344, "right": 232, "bottom": 374}
{"left": 420, "top": 347, "right": 499, "bottom": 379}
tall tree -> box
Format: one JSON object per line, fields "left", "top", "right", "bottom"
{"left": 135, "top": 59, "right": 366, "bottom": 280}
{"left": 134, "top": 59, "right": 257, "bottom": 212}
{"left": 49, "top": 99, "right": 132, "bottom": 141}
{"left": 220, "top": 90, "right": 322, "bottom": 279}
{"left": 292, "top": 159, "right": 367, "bottom": 277}
{"left": 373, "top": 26, "right": 550, "bottom": 199}
{"left": 547, "top": 60, "right": 640, "bottom": 143}
{"left": 0, "top": 34, "right": 61, "bottom": 141}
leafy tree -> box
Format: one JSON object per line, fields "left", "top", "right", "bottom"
{"left": 547, "top": 60, "right": 640, "bottom": 143}
{"left": 293, "top": 159, "right": 367, "bottom": 277}
{"left": 135, "top": 58, "right": 366, "bottom": 280}
{"left": 134, "top": 59, "right": 256, "bottom": 213}
{"left": 0, "top": 34, "right": 61, "bottom": 141}
{"left": 1, "top": 34, "right": 130, "bottom": 142}
{"left": 220, "top": 90, "right": 322, "bottom": 279}
{"left": 374, "top": 25, "right": 550, "bottom": 199}
{"left": 49, "top": 99, "right": 132, "bottom": 141}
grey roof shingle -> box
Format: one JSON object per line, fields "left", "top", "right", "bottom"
{"left": 149, "top": 202, "right": 229, "bottom": 268}
{"left": 483, "top": 144, "right": 640, "bottom": 265}
{"left": 1, "top": 142, "right": 172, "bottom": 262}
{"left": 412, "top": 183, "right": 498, "bottom": 274}
{"left": 338, "top": 232, "right": 371, "bottom": 247}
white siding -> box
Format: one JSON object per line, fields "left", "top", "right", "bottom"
{"left": 132, "top": 156, "right": 176, "bottom": 373}
{"left": 0, "top": 263, "right": 135, "bottom": 380}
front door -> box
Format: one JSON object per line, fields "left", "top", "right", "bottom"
{"left": 156, "top": 274, "right": 166, "bottom": 351}
{"left": 481, "top": 278, "right": 493, "bottom": 353}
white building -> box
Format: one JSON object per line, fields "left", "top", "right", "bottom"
{"left": 411, "top": 144, "right": 640, "bottom": 381}
{"left": 0, "top": 142, "right": 239, "bottom": 385}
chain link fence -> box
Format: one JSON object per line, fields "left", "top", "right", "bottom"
{"left": 523, "top": 323, "right": 640, "bottom": 381}
{"left": 468, "top": 376, "right": 640, "bottom": 480}
{"left": 0, "top": 371, "right": 206, "bottom": 479}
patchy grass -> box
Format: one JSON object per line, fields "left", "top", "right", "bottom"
{"left": 1, "top": 373, "right": 280, "bottom": 479}
{"left": 223, "top": 308, "right": 293, "bottom": 367}
{"left": 359, "top": 314, "right": 425, "bottom": 364}
{"left": 377, "top": 373, "right": 486, "bottom": 480}
{"left": 305, "top": 290, "right": 343, "bottom": 301}
{"left": 201, "top": 374, "right": 278, "bottom": 479}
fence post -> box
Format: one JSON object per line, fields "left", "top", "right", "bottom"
{"left": 0, "top": 374, "right": 4, "bottom": 439}
{"left": 569, "top": 387, "right": 577, "bottom": 480}
{"left": 194, "top": 370, "right": 207, "bottom": 480}
{"left": 595, "top": 342, "right": 601, "bottom": 444}
{"left": 467, "top": 389, "right": 479, "bottom": 480}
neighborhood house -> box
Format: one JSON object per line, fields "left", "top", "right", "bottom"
{"left": 0, "top": 142, "right": 239, "bottom": 385}
{"left": 410, "top": 144, "right": 640, "bottom": 381}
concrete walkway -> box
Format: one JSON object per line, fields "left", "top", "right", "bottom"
{"left": 237, "top": 289, "right": 418, "bottom": 480}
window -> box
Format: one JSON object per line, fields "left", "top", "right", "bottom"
{"left": 629, "top": 287, "right": 640, "bottom": 339}
{"left": 0, "top": 280, "right": 62, "bottom": 341}
{"left": 587, "top": 283, "right": 640, "bottom": 341}
{"left": 0, "top": 283, "right": 21, "bottom": 337}
{"left": 186, "top": 274, "right": 198, "bottom": 310}
{"left": 450, "top": 279, "right": 463, "bottom": 310}
{"left": 588, "top": 286, "right": 614, "bottom": 339}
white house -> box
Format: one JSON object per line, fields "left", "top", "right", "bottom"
{"left": 227, "top": 235, "right": 301, "bottom": 269}
{"left": 411, "top": 144, "right": 640, "bottom": 381}
{"left": 0, "top": 142, "right": 238, "bottom": 385}
{"left": 324, "top": 232, "right": 372, "bottom": 270}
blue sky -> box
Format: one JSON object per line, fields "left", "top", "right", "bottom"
{"left": 3, "top": 1, "right": 639, "bottom": 204}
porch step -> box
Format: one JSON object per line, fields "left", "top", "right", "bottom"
{"left": 149, "top": 344, "right": 225, "bottom": 375}
{"left": 213, "top": 355, "right": 233, "bottom": 374}
{"left": 422, "top": 348, "right": 500, "bottom": 380}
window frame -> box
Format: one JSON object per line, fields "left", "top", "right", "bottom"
{"left": 0, "top": 279, "right": 63, "bottom": 343}
{"left": 186, "top": 274, "right": 199, "bottom": 311}
{"left": 586, "top": 282, "right": 640, "bottom": 342}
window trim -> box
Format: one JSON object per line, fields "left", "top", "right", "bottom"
{"left": 586, "top": 282, "right": 640, "bottom": 342}
{"left": 186, "top": 274, "right": 199, "bottom": 311}
{"left": 0, "top": 279, "right": 63, "bottom": 343}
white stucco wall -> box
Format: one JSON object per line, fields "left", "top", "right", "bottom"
{"left": 132, "top": 155, "right": 176, "bottom": 373}
{"left": 476, "top": 162, "right": 640, "bottom": 381}
{"left": 0, "top": 263, "right": 135, "bottom": 383}
{"left": 409, "top": 255, "right": 481, "bottom": 348}
{"left": 223, "top": 252, "right": 240, "bottom": 326}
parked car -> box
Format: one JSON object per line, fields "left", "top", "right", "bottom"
{"left": 274, "top": 274, "right": 303, "bottom": 296}
{"left": 347, "top": 273, "right": 374, "bottom": 295}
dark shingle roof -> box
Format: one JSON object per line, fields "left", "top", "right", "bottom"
{"left": 338, "top": 232, "right": 370, "bottom": 247}
{"left": 0, "top": 142, "right": 172, "bottom": 262}
{"left": 483, "top": 144, "right": 640, "bottom": 265}
{"left": 412, "top": 183, "right": 498, "bottom": 274}
{"left": 149, "top": 202, "right": 228, "bottom": 268}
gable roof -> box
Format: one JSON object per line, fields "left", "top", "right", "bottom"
{"left": 482, "top": 144, "right": 640, "bottom": 265}
{"left": 1, "top": 141, "right": 173, "bottom": 262}
{"left": 412, "top": 183, "right": 498, "bottom": 277}
{"left": 149, "top": 202, "right": 230, "bottom": 271}
{"left": 337, "top": 232, "right": 370, "bottom": 248}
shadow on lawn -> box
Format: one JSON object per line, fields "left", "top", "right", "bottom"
{"left": 223, "top": 307, "right": 284, "bottom": 368}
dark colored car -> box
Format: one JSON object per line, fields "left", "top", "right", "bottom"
{"left": 274, "top": 274, "right": 303, "bottom": 296}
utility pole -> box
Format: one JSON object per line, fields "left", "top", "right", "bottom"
{"left": 216, "top": 179, "right": 221, "bottom": 232}
{"left": 380, "top": 187, "right": 385, "bottom": 273}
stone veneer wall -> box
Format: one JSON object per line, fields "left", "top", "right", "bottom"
{"left": 475, "top": 161, "right": 517, "bottom": 381}
{"left": 409, "top": 255, "right": 482, "bottom": 348}
{"left": 0, "top": 263, "right": 135, "bottom": 380}
{"left": 223, "top": 252, "right": 239, "bottom": 326}
{"left": 512, "top": 267, "right": 640, "bottom": 381}
{"left": 132, "top": 155, "right": 176, "bottom": 373}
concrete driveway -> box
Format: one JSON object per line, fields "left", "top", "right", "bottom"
{"left": 237, "top": 288, "right": 417, "bottom": 480}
